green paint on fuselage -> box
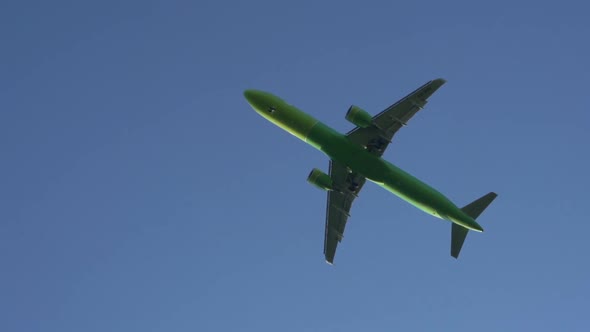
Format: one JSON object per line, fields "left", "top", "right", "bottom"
{"left": 244, "top": 89, "right": 483, "bottom": 232}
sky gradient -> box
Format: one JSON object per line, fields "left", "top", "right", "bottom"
{"left": 1, "top": 1, "right": 589, "bottom": 331}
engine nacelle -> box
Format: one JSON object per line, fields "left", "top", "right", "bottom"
{"left": 345, "top": 105, "right": 372, "bottom": 128}
{"left": 307, "top": 168, "right": 333, "bottom": 191}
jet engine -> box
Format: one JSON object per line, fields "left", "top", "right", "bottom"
{"left": 307, "top": 168, "right": 333, "bottom": 191}
{"left": 345, "top": 105, "right": 372, "bottom": 128}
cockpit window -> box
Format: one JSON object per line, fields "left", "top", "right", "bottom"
{"left": 267, "top": 107, "right": 276, "bottom": 114}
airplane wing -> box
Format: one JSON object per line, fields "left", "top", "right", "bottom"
{"left": 324, "top": 160, "right": 366, "bottom": 264}
{"left": 323, "top": 79, "right": 446, "bottom": 264}
{"left": 346, "top": 78, "right": 446, "bottom": 156}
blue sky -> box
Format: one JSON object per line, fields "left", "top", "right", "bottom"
{"left": 1, "top": 1, "right": 589, "bottom": 331}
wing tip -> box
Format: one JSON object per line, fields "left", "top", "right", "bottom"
{"left": 325, "top": 255, "right": 335, "bottom": 265}
{"left": 433, "top": 78, "right": 447, "bottom": 85}
{"left": 325, "top": 255, "right": 334, "bottom": 265}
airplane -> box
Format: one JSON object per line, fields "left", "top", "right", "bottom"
{"left": 244, "top": 79, "right": 497, "bottom": 264}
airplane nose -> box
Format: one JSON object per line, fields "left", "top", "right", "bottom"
{"left": 244, "top": 89, "right": 264, "bottom": 111}
{"left": 244, "top": 89, "right": 255, "bottom": 103}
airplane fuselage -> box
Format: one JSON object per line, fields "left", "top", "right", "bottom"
{"left": 244, "top": 89, "right": 483, "bottom": 232}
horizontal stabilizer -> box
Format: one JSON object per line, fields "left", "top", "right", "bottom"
{"left": 461, "top": 192, "right": 498, "bottom": 219}
{"left": 451, "top": 192, "right": 498, "bottom": 258}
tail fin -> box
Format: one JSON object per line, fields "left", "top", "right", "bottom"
{"left": 451, "top": 192, "right": 498, "bottom": 258}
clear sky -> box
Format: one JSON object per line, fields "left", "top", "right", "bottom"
{"left": 1, "top": 1, "right": 589, "bottom": 331}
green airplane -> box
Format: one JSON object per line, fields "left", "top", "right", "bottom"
{"left": 244, "top": 79, "right": 497, "bottom": 264}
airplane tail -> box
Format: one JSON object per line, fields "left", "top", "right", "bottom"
{"left": 451, "top": 192, "right": 498, "bottom": 258}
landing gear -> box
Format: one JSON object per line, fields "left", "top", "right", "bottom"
{"left": 366, "top": 137, "right": 388, "bottom": 153}
{"left": 348, "top": 181, "right": 360, "bottom": 192}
